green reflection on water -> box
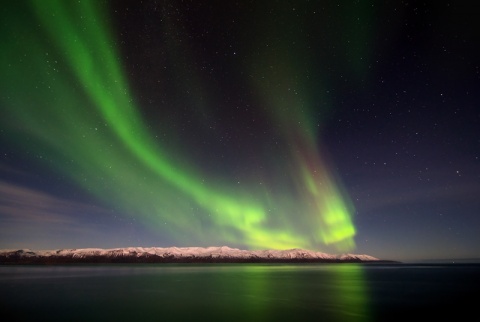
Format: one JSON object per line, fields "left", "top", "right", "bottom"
{"left": 330, "top": 264, "right": 371, "bottom": 322}
{"left": 205, "top": 264, "right": 371, "bottom": 322}
{"left": 0, "top": 264, "right": 372, "bottom": 321}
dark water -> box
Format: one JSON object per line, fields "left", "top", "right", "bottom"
{"left": 1, "top": 263, "right": 479, "bottom": 321}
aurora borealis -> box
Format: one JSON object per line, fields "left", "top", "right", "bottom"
{"left": 1, "top": 1, "right": 479, "bottom": 261}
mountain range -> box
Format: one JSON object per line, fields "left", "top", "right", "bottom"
{"left": 0, "top": 246, "right": 395, "bottom": 264}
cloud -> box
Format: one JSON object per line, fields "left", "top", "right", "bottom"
{"left": 0, "top": 180, "right": 117, "bottom": 249}
{"left": 0, "top": 181, "right": 108, "bottom": 224}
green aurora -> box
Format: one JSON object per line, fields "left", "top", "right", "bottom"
{"left": 0, "top": 1, "right": 359, "bottom": 251}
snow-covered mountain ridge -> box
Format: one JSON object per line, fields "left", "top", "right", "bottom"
{"left": 0, "top": 246, "right": 387, "bottom": 263}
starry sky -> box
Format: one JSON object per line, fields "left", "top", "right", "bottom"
{"left": 0, "top": 0, "right": 479, "bottom": 262}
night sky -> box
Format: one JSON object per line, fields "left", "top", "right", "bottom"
{"left": 1, "top": 1, "right": 479, "bottom": 262}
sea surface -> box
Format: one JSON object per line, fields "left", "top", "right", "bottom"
{"left": 1, "top": 263, "right": 479, "bottom": 321}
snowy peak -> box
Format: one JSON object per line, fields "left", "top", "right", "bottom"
{"left": 0, "top": 246, "right": 385, "bottom": 264}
